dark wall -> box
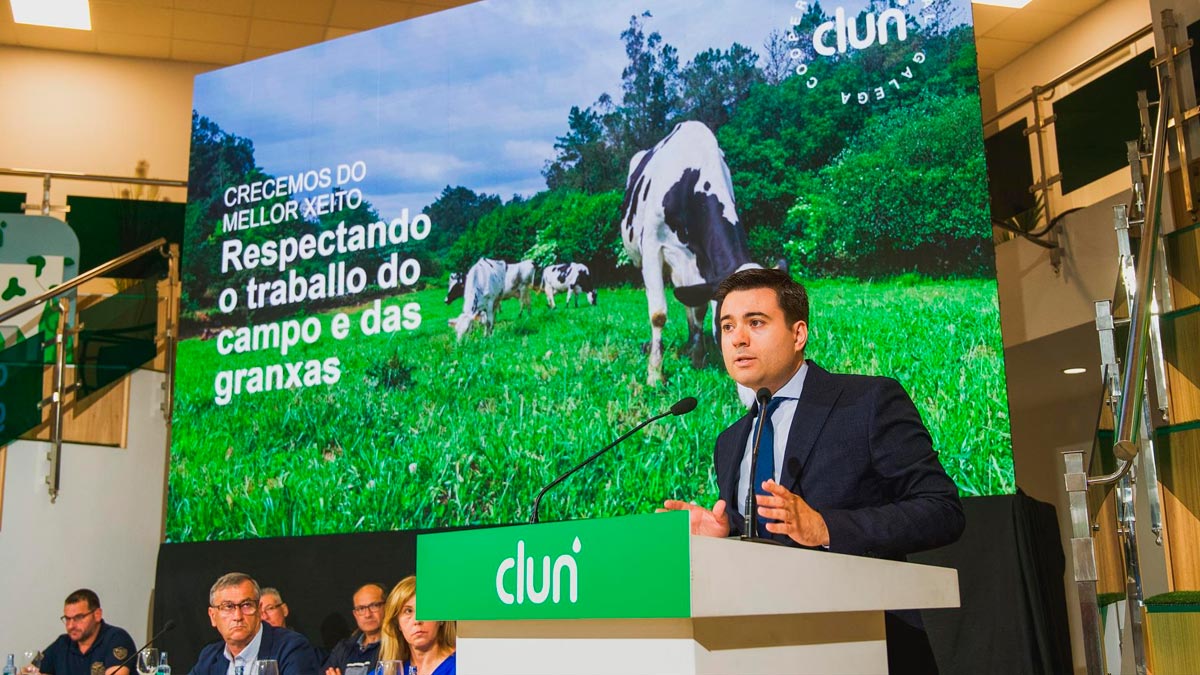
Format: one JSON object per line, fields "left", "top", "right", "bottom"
{"left": 153, "top": 529, "right": 419, "bottom": 670}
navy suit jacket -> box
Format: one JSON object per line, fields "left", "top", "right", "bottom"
{"left": 716, "top": 362, "right": 965, "bottom": 560}
{"left": 188, "top": 623, "right": 319, "bottom": 675}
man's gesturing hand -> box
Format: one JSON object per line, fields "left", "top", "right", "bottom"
{"left": 757, "top": 480, "right": 830, "bottom": 547}
{"left": 660, "top": 499, "right": 732, "bottom": 538}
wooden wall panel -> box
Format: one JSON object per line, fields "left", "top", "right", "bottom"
{"left": 20, "top": 368, "right": 130, "bottom": 447}
{"left": 1157, "top": 426, "right": 1200, "bottom": 590}
{"left": 1166, "top": 225, "right": 1199, "bottom": 311}
{"left": 1092, "top": 488, "right": 1127, "bottom": 595}
{"left": 1161, "top": 312, "right": 1200, "bottom": 425}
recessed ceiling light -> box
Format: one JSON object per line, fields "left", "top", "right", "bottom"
{"left": 1062, "top": 367, "right": 1088, "bottom": 375}
{"left": 10, "top": 0, "right": 91, "bottom": 31}
{"left": 972, "top": 0, "right": 1033, "bottom": 8}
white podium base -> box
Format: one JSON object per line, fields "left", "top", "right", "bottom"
{"left": 457, "top": 612, "right": 889, "bottom": 675}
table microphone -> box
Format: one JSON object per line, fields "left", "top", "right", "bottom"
{"left": 109, "top": 620, "right": 177, "bottom": 674}
{"left": 530, "top": 396, "right": 698, "bottom": 523}
{"left": 743, "top": 387, "right": 773, "bottom": 540}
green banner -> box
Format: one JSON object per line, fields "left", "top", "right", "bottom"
{"left": 417, "top": 511, "right": 691, "bottom": 620}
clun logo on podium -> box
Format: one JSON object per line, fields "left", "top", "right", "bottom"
{"left": 495, "top": 537, "right": 582, "bottom": 605}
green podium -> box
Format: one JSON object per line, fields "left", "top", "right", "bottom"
{"left": 418, "top": 511, "right": 958, "bottom": 674}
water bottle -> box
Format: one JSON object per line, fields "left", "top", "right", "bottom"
{"left": 4, "top": 654, "right": 18, "bottom": 675}
{"left": 157, "top": 653, "right": 170, "bottom": 675}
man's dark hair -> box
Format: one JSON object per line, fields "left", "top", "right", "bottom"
{"left": 65, "top": 589, "right": 101, "bottom": 611}
{"left": 714, "top": 268, "right": 809, "bottom": 326}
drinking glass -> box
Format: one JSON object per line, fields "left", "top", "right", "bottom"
{"left": 136, "top": 649, "right": 159, "bottom": 675}
{"left": 250, "top": 660, "right": 278, "bottom": 675}
{"left": 21, "top": 651, "right": 41, "bottom": 675}
{"left": 375, "top": 661, "right": 403, "bottom": 675}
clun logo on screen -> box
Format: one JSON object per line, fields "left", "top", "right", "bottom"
{"left": 788, "top": 0, "right": 932, "bottom": 106}
{"left": 495, "top": 537, "right": 581, "bottom": 605}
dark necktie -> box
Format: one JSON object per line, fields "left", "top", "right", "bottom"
{"left": 751, "top": 397, "right": 783, "bottom": 535}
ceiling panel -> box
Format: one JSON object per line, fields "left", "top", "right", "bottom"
{"left": 242, "top": 44, "right": 285, "bottom": 62}
{"left": 969, "top": 4, "right": 1012, "bottom": 37}
{"left": 247, "top": 18, "right": 327, "bottom": 51}
{"left": 91, "top": 0, "right": 173, "bottom": 37}
{"left": 328, "top": 0, "right": 423, "bottom": 30}
{"left": 172, "top": 0, "right": 252, "bottom": 14}
{"left": 975, "top": 35, "right": 1036, "bottom": 71}
{"left": 987, "top": 8, "right": 1077, "bottom": 44}
{"left": 169, "top": 37, "right": 242, "bottom": 65}
{"left": 253, "top": 0, "right": 334, "bottom": 25}
{"left": 171, "top": 10, "right": 250, "bottom": 46}
{"left": 13, "top": 24, "right": 99, "bottom": 51}
{"left": 95, "top": 32, "right": 171, "bottom": 58}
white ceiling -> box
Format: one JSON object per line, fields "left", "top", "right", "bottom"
{"left": 0, "top": 0, "right": 1108, "bottom": 74}
{"left": 972, "top": 0, "right": 1109, "bottom": 80}
{"left": 0, "top": 0, "right": 473, "bottom": 65}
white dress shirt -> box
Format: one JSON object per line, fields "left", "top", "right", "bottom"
{"left": 735, "top": 361, "right": 809, "bottom": 517}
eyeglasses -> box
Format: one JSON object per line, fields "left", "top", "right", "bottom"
{"left": 60, "top": 609, "right": 98, "bottom": 624}
{"left": 352, "top": 601, "right": 384, "bottom": 615}
{"left": 211, "top": 601, "right": 259, "bottom": 615}
{"left": 261, "top": 603, "right": 283, "bottom": 612}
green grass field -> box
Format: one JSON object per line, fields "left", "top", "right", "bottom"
{"left": 167, "top": 277, "right": 1012, "bottom": 541}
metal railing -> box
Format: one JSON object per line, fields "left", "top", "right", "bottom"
{"left": 0, "top": 238, "right": 177, "bottom": 502}
{"left": 0, "top": 167, "right": 187, "bottom": 216}
{"left": 1065, "top": 9, "right": 1198, "bottom": 673}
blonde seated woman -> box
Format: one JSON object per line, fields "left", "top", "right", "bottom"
{"left": 378, "top": 576, "right": 456, "bottom": 675}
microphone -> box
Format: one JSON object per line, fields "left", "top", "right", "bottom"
{"left": 110, "top": 620, "right": 177, "bottom": 674}
{"left": 743, "top": 387, "right": 772, "bottom": 540}
{"left": 530, "top": 396, "right": 698, "bottom": 523}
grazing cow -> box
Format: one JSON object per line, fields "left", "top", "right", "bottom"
{"left": 444, "top": 272, "right": 464, "bottom": 304}
{"left": 504, "top": 259, "right": 537, "bottom": 315}
{"left": 620, "top": 120, "right": 757, "bottom": 385}
{"left": 542, "top": 262, "right": 596, "bottom": 309}
{"left": 447, "top": 258, "right": 507, "bottom": 341}
{"left": 446, "top": 260, "right": 536, "bottom": 316}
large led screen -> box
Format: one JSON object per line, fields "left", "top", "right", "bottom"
{"left": 170, "top": 0, "right": 1013, "bottom": 541}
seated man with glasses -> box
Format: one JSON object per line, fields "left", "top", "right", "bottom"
{"left": 39, "top": 589, "right": 137, "bottom": 675}
{"left": 322, "top": 584, "right": 385, "bottom": 675}
{"left": 258, "top": 589, "right": 291, "bottom": 630}
{"left": 189, "top": 573, "right": 319, "bottom": 675}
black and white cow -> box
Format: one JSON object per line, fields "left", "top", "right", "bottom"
{"left": 446, "top": 259, "right": 537, "bottom": 316}
{"left": 620, "top": 120, "right": 756, "bottom": 385}
{"left": 447, "top": 258, "right": 507, "bottom": 341}
{"left": 504, "top": 259, "right": 537, "bottom": 315}
{"left": 445, "top": 272, "right": 465, "bottom": 304}
{"left": 542, "top": 262, "right": 596, "bottom": 309}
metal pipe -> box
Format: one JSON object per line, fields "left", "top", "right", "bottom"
{"left": 0, "top": 238, "right": 168, "bottom": 326}
{"left": 0, "top": 167, "right": 187, "bottom": 188}
{"left": 1115, "top": 469, "right": 1149, "bottom": 674}
{"left": 47, "top": 298, "right": 70, "bottom": 503}
{"left": 1113, "top": 76, "right": 1172, "bottom": 463}
{"left": 984, "top": 26, "right": 1153, "bottom": 127}
{"left": 1064, "top": 450, "right": 1107, "bottom": 674}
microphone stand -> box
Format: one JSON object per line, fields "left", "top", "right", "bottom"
{"left": 530, "top": 398, "right": 696, "bottom": 524}
{"left": 742, "top": 388, "right": 781, "bottom": 545}
{"left": 108, "top": 620, "right": 176, "bottom": 675}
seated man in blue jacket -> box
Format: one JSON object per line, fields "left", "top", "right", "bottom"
{"left": 189, "top": 573, "right": 319, "bottom": 675}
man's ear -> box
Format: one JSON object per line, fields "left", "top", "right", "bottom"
{"left": 282, "top": 603, "right": 290, "bottom": 618}
{"left": 793, "top": 321, "right": 809, "bottom": 353}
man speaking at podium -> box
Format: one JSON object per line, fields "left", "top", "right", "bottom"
{"left": 663, "top": 268, "right": 965, "bottom": 674}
